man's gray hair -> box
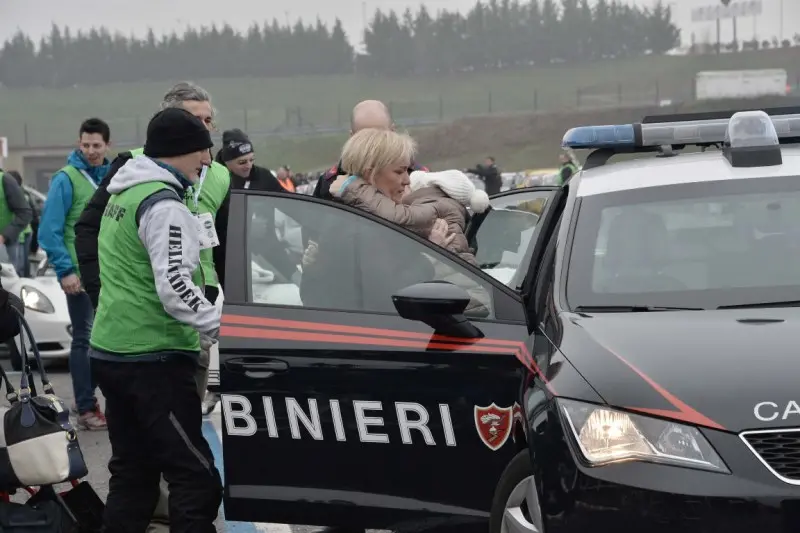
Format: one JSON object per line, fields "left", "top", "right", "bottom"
{"left": 160, "top": 81, "right": 216, "bottom": 117}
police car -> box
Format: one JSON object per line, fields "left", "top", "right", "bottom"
{"left": 217, "top": 107, "right": 800, "bottom": 532}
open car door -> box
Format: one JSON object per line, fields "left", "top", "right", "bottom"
{"left": 467, "top": 186, "right": 560, "bottom": 290}
{"left": 218, "top": 188, "right": 557, "bottom": 530}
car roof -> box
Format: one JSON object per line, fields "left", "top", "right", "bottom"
{"left": 575, "top": 146, "right": 800, "bottom": 197}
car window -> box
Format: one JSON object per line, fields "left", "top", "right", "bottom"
{"left": 569, "top": 176, "right": 800, "bottom": 309}
{"left": 246, "top": 195, "right": 496, "bottom": 319}
{"left": 473, "top": 191, "right": 549, "bottom": 287}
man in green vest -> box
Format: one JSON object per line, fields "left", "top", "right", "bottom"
{"left": 74, "top": 82, "right": 230, "bottom": 532}
{"left": 39, "top": 118, "right": 111, "bottom": 431}
{"left": 75, "top": 82, "right": 230, "bottom": 400}
{"left": 6, "top": 171, "right": 37, "bottom": 277}
{"left": 0, "top": 169, "right": 33, "bottom": 276}
{"left": 90, "top": 107, "right": 222, "bottom": 533}
{"left": 557, "top": 152, "right": 579, "bottom": 185}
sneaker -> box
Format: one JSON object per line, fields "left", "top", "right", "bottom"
{"left": 76, "top": 408, "right": 107, "bottom": 431}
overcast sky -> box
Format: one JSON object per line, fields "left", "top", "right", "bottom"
{"left": 1, "top": 0, "right": 796, "bottom": 50}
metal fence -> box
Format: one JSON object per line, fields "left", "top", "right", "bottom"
{"left": 5, "top": 75, "right": 798, "bottom": 148}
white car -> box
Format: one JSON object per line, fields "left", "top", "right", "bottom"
{"left": 0, "top": 253, "right": 71, "bottom": 370}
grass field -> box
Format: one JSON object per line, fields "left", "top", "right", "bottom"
{"left": 254, "top": 133, "right": 558, "bottom": 173}
{"left": 250, "top": 124, "right": 551, "bottom": 173}
{"left": 256, "top": 93, "right": 800, "bottom": 173}
{"left": 1, "top": 47, "right": 798, "bottom": 170}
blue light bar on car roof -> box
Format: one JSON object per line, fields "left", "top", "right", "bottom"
{"left": 562, "top": 112, "right": 800, "bottom": 150}
{"left": 560, "top": 125, "right": 636, "bottom": 148}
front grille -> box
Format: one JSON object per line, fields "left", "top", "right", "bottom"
{"left": 741, "top": 429, "right": 800, "bottom": 483}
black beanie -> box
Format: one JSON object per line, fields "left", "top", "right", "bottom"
{"left": 144, "top": 108, "right": 213, "bottom": 158}
{"left": 219, "top": 129, "right": 254, "bottom": 162}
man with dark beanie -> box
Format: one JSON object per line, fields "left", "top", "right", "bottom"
{"left": 216, "top": 128, "right": 284, "bottom": 192}
{"left": 215, "top": 128, "right": 298, "bottom": 287}
{"left": 89, "top": 107, "right": 222, "bottom": 533}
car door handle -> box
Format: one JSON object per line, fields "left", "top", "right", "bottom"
{"left": 225, "top": 359, "right": 289, "bottom": 379}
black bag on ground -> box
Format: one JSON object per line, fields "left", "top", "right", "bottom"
{"left": 22, "top": 482, "right": 103, "bottom": 533}
{"left": 0, "top": 499, "right": 64, "bottom": 532}
{"left": 57, "top": 482, "right": 103, "bottom": 532}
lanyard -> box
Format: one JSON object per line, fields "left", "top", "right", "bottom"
{"left": 192, "top": 165, "right": 209, "bottom": 210}
{"left": 78, "top": 170, "right": 99, "bottom": 190}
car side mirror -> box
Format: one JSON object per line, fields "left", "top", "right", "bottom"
{"left": 392, "top": 281, "right": 483, "bottom": 339}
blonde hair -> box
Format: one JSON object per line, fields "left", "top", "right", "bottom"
{"left": 340, "top": 128, "right": 417, "bottom": 181}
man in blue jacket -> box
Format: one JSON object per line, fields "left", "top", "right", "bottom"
{"left": 39, "top": 118, "right": 111, "bottom": 431}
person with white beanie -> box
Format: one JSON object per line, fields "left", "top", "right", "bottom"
{"left": 401, "top": 169, "right": 489, "bottom": 265}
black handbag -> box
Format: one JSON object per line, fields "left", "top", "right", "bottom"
{"left": 0, "top": 306, "right": 103, "bottom": 532}
{"left": 0, "top": 308, "right": 88, "bottom": 491}
{"left": 0, "top": 499, "right": 65, "bottom": 533}
{"left": 23, "top": 482, "right": 104, "bottom": 533}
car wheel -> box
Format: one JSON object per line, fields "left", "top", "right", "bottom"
{"left": 490, "top": 449, "right": 544, "bottom": 533}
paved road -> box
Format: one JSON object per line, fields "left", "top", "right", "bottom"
{"left": 0, "top": 356, "right": 385, "bottom": 533}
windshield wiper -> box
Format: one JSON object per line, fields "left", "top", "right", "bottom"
{"left": 574, "top": 305, "right": 703, "bottom": 313}
{"left": 718, "top": 300, "right": 800, "bottom": 309}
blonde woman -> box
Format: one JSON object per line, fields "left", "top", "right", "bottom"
{"left": 329, "top": 128, "right": 454, "bottom": 247}
{"left": 300, "top": 129, "right": 451, "bottom": 311}
{"left": 301, "top": 128, "right": 489, "bottom": 316}
{"left": 331, "top": 129, "right": 491, "bottom": 268}
{"left": 300, "top": 128, "right": 450, "bottom": 268}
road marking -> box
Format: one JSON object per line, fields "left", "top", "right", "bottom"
{"left": 205, "top": 414, "right": 293, "bottom": 533}
{"left": 203, "top": 419, "right": 258, "bottom": 533}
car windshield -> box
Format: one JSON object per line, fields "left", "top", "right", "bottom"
{"left": 566, "top": 175, "right": 800, "bottom": 310}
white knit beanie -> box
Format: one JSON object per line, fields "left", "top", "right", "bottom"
{"left": 410, "top": 170, "right": 490, "bottom": 213}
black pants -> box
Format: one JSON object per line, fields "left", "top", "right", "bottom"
{"left": 93, "top": 357, "right": 222, "bottom": 533}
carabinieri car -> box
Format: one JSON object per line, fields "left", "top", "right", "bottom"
{"left": 217, "top": 106, "right": 800, "bottom": 532}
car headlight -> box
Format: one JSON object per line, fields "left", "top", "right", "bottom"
{"left": 20, "top": 286, "right": 55, "bottom": 314}
{"left": 559, "top": 399, "right": 728, "bottom": 473}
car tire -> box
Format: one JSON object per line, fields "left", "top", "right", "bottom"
{"left": 489, "top": 449, "right": 545, "bottom": 533}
